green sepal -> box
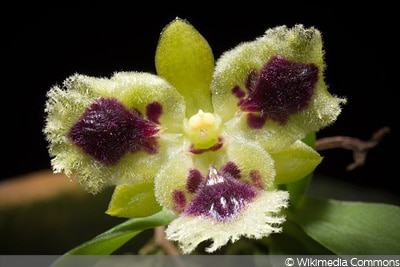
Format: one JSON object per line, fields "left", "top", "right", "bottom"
{"left": 277, "top": 132, "right": 317, "bottom": 208}
{"left": 272, "top": 140, "right": 322, "bottom": 184}
{"left": 293, "top": 197, "right": 400, "bottom": 254}
{"left": 106, "top": 183, "right": 162, "bottom": 218}
{"left": 155, "top": 17, "right": 214, "bottom": 116}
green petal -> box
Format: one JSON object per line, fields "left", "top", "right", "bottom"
{"left": 154, "top": 145, "right": 194, "bottom": 212}
{"left": 272, "top": 140, "right": 322, "bottom": 184}
{"left": 106, "top": 183, "right": 161, "bottom": 218}
{"left": 224, "top": 134, "right": 275, "bottom": 188}
{"left": 211, "top": 25, "right": 346, "bottom": 150}
{"left": 155, "top": 140, "right": 230, "bottom": 212}
{"left": 44, "top": 73, "right": 185, "bottom": 193}
{"left": 155, "top": 18, "right": 214, "bottom": 116}
{"left": 211, "top": 40, "right": 259, "bottom": 122}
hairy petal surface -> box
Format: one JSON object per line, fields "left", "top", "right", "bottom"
{"left": 43, "top": 19, "right": 346, "bottom": 254}
{"left": 166, "top": 190, "right": 289, "bottom": 254}
{"left": 44, "top": 72, "right": 185, "bottom": 193}
{"left": 154, "top": 144, "right": 226, "bottom": 213}
{"left": 154, "top": 134, "right": 276, "bottom": 213}
{"left": 224, "top": 134, "right": 275, "bottom": 188}
{"left": 211, "top": 24, "right": 346, "bottom": 152}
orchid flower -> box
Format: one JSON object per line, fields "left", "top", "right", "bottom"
{"left": 43, "top": 18, "right": 345, "bottom": 254}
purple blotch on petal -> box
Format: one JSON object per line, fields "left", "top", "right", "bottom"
{"left": 173, "top": 190, "right": 187, "bottom": 213}
{"left": 186, "top": 168, "right": 203, "bottom": 193}
{"left": 245, "top": 69, "right": 259, "bottom": 93}
{"left": 246, "top": 113, "right": 267, "bottom": 129}
{"left": 68, "top": 98, "right": 159, "bottom": 165}
{"left": 185, "top": 167, "right": 257, "bottom": 222}
{"left": 231, "top": 86, "right": 246, "bottom": 99}
{"left": 146, "top": 101, "right": 163, "bottom": 124}
{"left": 221, "top": 161, "right": 241, "bottom": 180}
{"left": 249, "top": 170, "right": 264, "bottom": 190}
{"left": 239, "top": 55, "right": 319, "bottom": 126}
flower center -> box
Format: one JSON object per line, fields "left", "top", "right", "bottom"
{"left": 188, "top": 110, "right": 215, "bottom": 130}
{"left": 184, "top": 109, "right": 222, "bottom": 149}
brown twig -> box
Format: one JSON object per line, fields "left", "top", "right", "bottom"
{"left": 315, "top": 126, "right": 391, "bottom": 171}
{"left": 154, "top": 226, "right": 181, "bottom": 255}
{"left": 154, "top": 226, "right": 187, "bottom": 267}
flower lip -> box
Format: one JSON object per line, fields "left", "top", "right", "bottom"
{"left": 184, "top": 166, "right": 257, "bottom": 222}
{"left": 166, "top": 188, "right": 289, "bottom": 254}
{"left": 68, "top": 97, "right": 160, "bottom": 165}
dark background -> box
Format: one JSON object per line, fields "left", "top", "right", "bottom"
{"left": 2, "top": 3, "right": 397, "bottom": 197}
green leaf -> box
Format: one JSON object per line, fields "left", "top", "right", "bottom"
{"left": 269, "top": 219, "right": 333, "bottom": 254}
{"left": 293, "top": 197, "right": 400, "bottom": 254}
{"left": 51, "top": 210, "right": 176, "bottom": 266}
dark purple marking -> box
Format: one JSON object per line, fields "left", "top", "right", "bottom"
{"left": 185, "top": 167, "right": 257, "bottom": 222}
{"left": 146, "top": 101, "right": 163, "bottom": 124}
{"left": 246, "top": 113, "right": 267, "bottom": 129}
{"left": 173, "top": 190, "right": 186, "bottom": 213}
{"left": 190, "top": 137, "right": 224, "bottom": 154}
{"left": 186, "top": 169, "right": 203, "bottom": 193}
{"left": 238, "top": 55, "right": 319, "bottom": 126}
{"left": 249, "top": 170, "right": 264, "bottom": 190}
{"left": 232, "top": 86, "right": 245, "bottom": 99}
{"left": 221, "top": 161, "right": 241, "bottom": 180}
{"left": 68, "top": 98, "right": 159, "bottom": 165}
{"left": 245, "top": 69, "right": 259, "bottom": 93}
